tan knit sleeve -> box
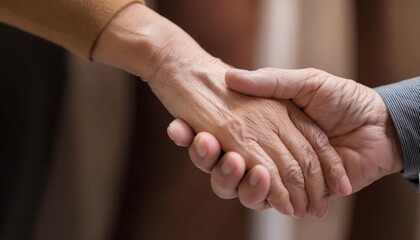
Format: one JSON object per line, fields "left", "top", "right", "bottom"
{"left": 0, "top": 0, "right": 145, "bottom": 59}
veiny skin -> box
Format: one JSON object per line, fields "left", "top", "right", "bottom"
{"left": 168, "top": 68, "right": 404, "bottom": 218}
{"left": 93, "top": 4, "right": 350, "bottom": 218}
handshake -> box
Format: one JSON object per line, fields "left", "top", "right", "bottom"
{"left": 166, "top": 68, "right": 404, "bottom": 218}
{"left": 85, "top": 4, "right": 413, "bottom": 219}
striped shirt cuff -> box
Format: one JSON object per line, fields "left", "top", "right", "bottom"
{"left": 375, "top": 77, "right": 420, "bottom": 189}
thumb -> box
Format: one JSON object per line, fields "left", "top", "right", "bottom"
{"left": 225, "top": 68, "right": 326, "bottom": 108}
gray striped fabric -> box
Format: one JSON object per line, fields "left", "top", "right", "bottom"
{"left": 376, "top": 77, "right": 420, "bottom": 189}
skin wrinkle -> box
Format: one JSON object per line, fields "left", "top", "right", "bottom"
{"left": 271, "top": 72, "right": 280, "bottom": 99}
{"left": 98, "top": 5, "right": 358, "bottom": 214}
{"left": 297, "top": 83, "right": 318, "bottom": 110}
{"left": 283, "top": 161, "right": 306, "bottom": 190}
{"left": 296, "top": 142, "right": 320, "bottom": 194}
{"left": 271, "top": 129, "right": 309, "bottom": 212}
{"left": 240, "top": 104, "right": 278, "bottom": 155}
{"left": 298, "top": 74, "right": 332, "bottom": 125}
{"left": 352, "top": 82, "right": 372, "bottom": 123}
{"left": 320, "top": 79, "right": 358, "bottom": 137}
{"left": 334, "top": 81, "right": 356, "bottom": 128}
{"left": 289, "top": 109, "right": 334, "bottom": 160}
{"left": 284, "top": 103, "right": 331, "bottom": 208}
{"left": 170, "top": 68, "right": 407, "bottom": 211}
{"left": 225, "top": 70, "right": 324, "bottom": 208}
{"left": 313, "top": 130, "right": 334, "bottom": 156}
{"left": 297, "top": 72, "right": 324, "bottom": 109}
{"left": 147, "top": 37, "right": 179, "bottom": 83}
{"left": 159, "top": 57, "right": 232, "bottom": 130}
{"left": 239, "top": 100, "right": 309, "bottom": 210}
{"left": 196, "top": 83, "right": 228, "bottom": 122}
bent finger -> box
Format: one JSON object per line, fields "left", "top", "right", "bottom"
{"left": 238, "top": 165, "right": 271, "bottom": 211}
{"left": 291, "top": 109, "right": 352, "bottom": 198}
{"left": 189, "top": 132, "right": 223, "bottom": 173}
{"left": 285, "top": 109, "right": 330, "bottom": 218}
{"left": 210, "top": 152, "right": 246, "bottom": 199}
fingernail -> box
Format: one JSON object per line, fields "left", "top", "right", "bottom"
{"left": 339, "top": 175, "right": 352, "bottom": 195}
{"left": 167, "top": 124, "right": 175, "bottom": 140}
{"left": 294, "top": 210, "right": 307, "bottom": 219}
{"left": 283, "top": 203, "right": 294, "bottom": 215}
{"left": 167, "top": 122, "right": 184, "bottom": 147}
{"left": 249, "top": 171, "right": 260, "bottom": 187}
{"left": 196, "top": 139, "right": 207, "bottom": 158}
{"left": 221, "top": 160, "right": 233, "bottom": 175}
{"left": 316, "top": 210, "right": 327, "bottom": 219}
{"left": 315, "top": 207, "right": 328, "bottom": 219}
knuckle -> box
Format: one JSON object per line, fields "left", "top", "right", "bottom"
{"left": 313, "top": 130, "right": 331, "bottom": 152}
{"left": 221, "top": 117, "right": 258, "bottom": 146}
{"left": 306, "top": 158, "right": 322, "bottom": 179}
{"left": 302, "top": 68, "right": 323, "bottom": 78}
{"left": 188, "top": 148, "right": 210, "bottom": 172}
{"left": 304, "top": 68, "right": 327, "bottom": 77}
{"left": 267, "top": 191, "right": 290, "bottom": 208}
{"left": 324, "top": 155, "right": 343, "bottom": 176}
{"left": 299, "top": 145, "right": 321, "bottom": 177}
{"left": 310, "top": 130, "right": 345, "bottom": 178}
{"left": 266, "top": 181, "right": 290, "bottom": 207}
{"left": 210, "top": 171, "right": 239, "bottom": 199}
{"left": 303, "top": 67, "right": 319, "bottom": 74}
{"left": 223, "top": 117, "right": 243, "bottom": 133}
{"left": 283, "top": 163, "right": 305, "bottom": 189}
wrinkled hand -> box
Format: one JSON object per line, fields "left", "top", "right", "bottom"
{"left": 168, "top": 68, "right": 403, "bottom": 217}
{"left": 151, "top": 41, "right": 357, "bottom": 217}
{"left": 160, "top": 65, "right": 351, "bottom": 217}
{"left": 123, "top": 7, "right": 354, "bottom": 217}
{"left": 91, "top": 4, "right": 350, "bottom": 218}
{"left": 225, "top": 68, "right": 403, "bottom": 192}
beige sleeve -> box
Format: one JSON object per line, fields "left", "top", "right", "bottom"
{"left": 0, "top": 0, "right": 145, "bottom": 59}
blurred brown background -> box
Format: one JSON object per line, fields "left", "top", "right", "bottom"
{"left": 1, "top": 0, "right": 419, "bottom": 240}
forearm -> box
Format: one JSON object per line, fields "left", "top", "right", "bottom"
{"left": 0, "top": 0, "right": 144, "bottom": 59}
{"left": 92, "top": 3, "right": 232, "bottom": 129}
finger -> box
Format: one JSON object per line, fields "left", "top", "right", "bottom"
{"left": 238, "top": 165, "right": 271, "bottom": 211}
{"left": 217, "top": 111, "right": 294, "bottom": 215}
{"left": 225, "top": 68, "right": 326, "bottom": 108}
{"left": 239, "top": 143, "right": 294, "bottom": 216}
{"left": 259, "top": 132, "right": 310, "bottom": 218}
{"left": 291, "top": 109, "right": 352, "bottom": 197}
{"left": 284, "top": 107, "right": 332, "bottom": 218}
{"left": 188, "top": 132, "right": 223, "bottom": 173}
{"left": 210, "top": 152, "right": 246, "bottom": 199}
{"left": 167, "top": 118, "right": 195, "bottom": 147}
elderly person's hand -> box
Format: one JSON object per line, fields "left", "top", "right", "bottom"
{"left": 225, "top": 68, "right": 403, "bottom": 192}
{"left": 92, "top": 4, "right": 351, "bottom": 218}
{"left": 168, "top": 68, "right": 403, "bottom": 216}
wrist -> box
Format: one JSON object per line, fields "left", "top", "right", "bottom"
{"left": 385, "top": 111, "right": 404, "bottom": 174}
{"left": 376, "top": 93, "right": 404, "bottom": 174}
{"left": 150, "top": 56, "right": 232, "bottom": 124}
{"left": 92, "top": 3, "right": 184, "bottom": 80}
{"left": 91, "top": 2, "right": 234, "bottom": 132}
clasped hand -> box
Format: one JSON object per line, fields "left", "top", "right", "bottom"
{"left": 167, "top": 68, "right": 403, "bottom": 218}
